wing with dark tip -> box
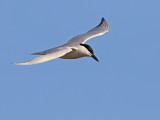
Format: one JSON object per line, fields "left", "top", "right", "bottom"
{"left": 66, "top": 17, "right": 109, "bottom": 44}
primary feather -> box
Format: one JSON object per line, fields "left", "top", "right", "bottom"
{"left": 12, "top": 47, "right": 72, "bottom": 65}
{"left": 66, "top": 17, "right": 109, "bottom": 44}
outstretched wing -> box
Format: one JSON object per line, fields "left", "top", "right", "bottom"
{"left": 29, "top": 46, "right": 64, "bottom": 55}
{"left": 12, "top": 47, "right": 72, "bottom": 65}
{"left": 66, "top": 17, "right": 109, "bottom": 44}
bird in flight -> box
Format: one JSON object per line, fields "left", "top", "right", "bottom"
{"left": 12, "top": 17, "right": 109, "bottom": 65}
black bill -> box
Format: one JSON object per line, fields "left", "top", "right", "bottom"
{"left": 92, "top": 55, "right": 99, "bottom": 62}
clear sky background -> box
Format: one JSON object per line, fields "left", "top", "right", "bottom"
{"left": 0, "top": 0, "right": 160, "bottom": 120}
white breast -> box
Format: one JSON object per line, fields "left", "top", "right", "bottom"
{"left": 60, "top": 45, "right": 90, "bottom": 59}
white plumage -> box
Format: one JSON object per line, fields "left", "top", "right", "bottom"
{"left": 12, "top": 17, "right": 109, "bottom": 65}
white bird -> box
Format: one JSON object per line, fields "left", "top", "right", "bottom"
{"left": 12, "top": 17, "right": 109, "bottom": 65}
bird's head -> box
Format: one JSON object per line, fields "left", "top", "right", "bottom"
{"left": 80, "top": 43, "right": 99, "bottom": 62}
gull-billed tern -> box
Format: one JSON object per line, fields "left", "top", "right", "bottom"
{"left": 12, "top": 17, "right": 109, "bottom": 65}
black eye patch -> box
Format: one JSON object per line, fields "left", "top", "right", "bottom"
{"left": 80, "top": 43, "right": 94, "bottom": 54}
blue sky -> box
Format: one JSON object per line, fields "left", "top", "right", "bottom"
{"left": 0, "top": 0, "right": 160, "bottom": 120}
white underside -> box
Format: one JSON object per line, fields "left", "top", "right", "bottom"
{"left": 60, "top": 50, "right": 87, "bottom": 59}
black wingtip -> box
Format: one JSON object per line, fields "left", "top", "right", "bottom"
{"left": 101, "top": 17, "right": 106, "bottom": 23}
{"left": 97, "top": 17, "right": 106, "bottom": 27}
{"left": 102, "top": 17, "right": 105, "bottom": 21}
